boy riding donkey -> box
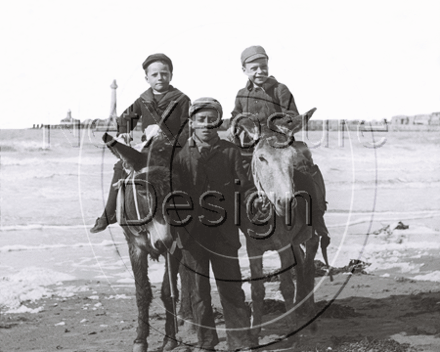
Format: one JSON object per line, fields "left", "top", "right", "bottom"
{"left": 90, "top": 53, "right": 194, "bottom": 351}
{"left": 91, "top": 53, "right": 190, "bottom": 234}
{"left": 230, "top": 45, "right": 331, "bottom": 268}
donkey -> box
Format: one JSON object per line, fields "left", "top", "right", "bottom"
{"left": 234, "top": 108, "right": 320, "bottom": 345}
{"left": 102, "top": 132, "right": 182, "bottom": 352}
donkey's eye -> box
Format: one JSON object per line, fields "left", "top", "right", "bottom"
{"left": 258, "top": 155, "right": 268, "bottom": 163}
{"left": 135, "top": 184, "right": 147, "bottom": 194}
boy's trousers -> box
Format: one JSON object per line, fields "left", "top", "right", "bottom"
{"left": 101, "top": 160, "right": 126, "bottom": 222}
{"left": 181, "top": 229, "right": 252, "bottom": 350}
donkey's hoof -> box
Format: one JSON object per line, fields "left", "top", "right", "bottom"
{"left": 306, "top": 320, "right": 318, "bottom": 335}
{"left": 183, "top": 319, "right": 197, "bottom": 334}
{"left": 133, "top": 340, "right": 148, "bottom": 352}
{"left": 162, "top": 336, "right": 178, "bottom": 351}
{"left": 286, "top": 332, "right": 301, "bottom": 346}
{"left": 170, "top": 345, "right": 192, "bottom": 352}
{"left": 177, "top": 314, "right": 185, "bottom": 326}
{"left": 249, "top": 334, "right": 259, "bottom": 349}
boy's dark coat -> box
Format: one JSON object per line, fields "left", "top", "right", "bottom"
{"left": 172, "top": 138, "right": 250, "bottom": 249}
{"left": 231, "top": 76, "right": 299, "bottom": 123}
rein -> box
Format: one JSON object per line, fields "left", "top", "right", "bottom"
{"left": 116, "top": 169, "right": 155, "bottom": 236}
{"left": 131, "top": 172, "right": 142, "bottom": 221}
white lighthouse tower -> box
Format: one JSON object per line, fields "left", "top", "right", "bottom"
{"left": 109, "top": 79, "right": 118, "bottom": 124}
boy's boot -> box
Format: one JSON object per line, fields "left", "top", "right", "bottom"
{"left": 90, "top": 205, "right": 117, "bottom": 233}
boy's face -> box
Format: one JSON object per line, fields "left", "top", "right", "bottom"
{"left": 242, "top": 58, "right": 269, "bottom": 87}
{"left": 145, "top": 61, "right": 172, "bottom": 93}
{"left": 191, "top": 108, "right": 221, "bottom": 143}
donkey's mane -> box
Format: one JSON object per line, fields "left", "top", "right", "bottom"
{"left": 139, "top": 134, "right": 174, "bottom": 168}
{"left": 135, "top": 166, "right": 170, "bottom": 198}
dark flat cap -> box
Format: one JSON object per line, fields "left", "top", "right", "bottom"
{"left": 241, "top": 46, "right": 268, "bottom": 65}
{"left": 142, "top": 53, "right": 173, "bottom": 73}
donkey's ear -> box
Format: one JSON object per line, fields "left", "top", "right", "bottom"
{"left": 283, "top": 108, "right": 317, "bottom": 135}
{"left": 102, "top": 133, "right": 147, "bottom": 171}
{"left": 303, "top": 108, "right": 317, "bottom": 123}
{"left": 231, "top": 113, "right": 261, "bottom": 140}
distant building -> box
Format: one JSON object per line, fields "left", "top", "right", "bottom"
{"left": 413, "top": 114, "right": 430, "bottom": 125}
{"left": 390, "top": 111, "right": 440, "bottom": 131}
{"left": 430, "top": 112, "right": 440, "bottom": 125}
{"left": 391, "top": 115, "right": 409, "bottom": 125}
{"left": 60, "top": 109, "right": 81, "bottom": 128}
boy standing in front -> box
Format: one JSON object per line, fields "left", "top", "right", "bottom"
{"left": 231, "top": 45, "right": 331, "bottom": 246}
{"left": 172, "top": 98, "right": 252, "bottom": 351}
{"left": 90, "top": 53, "right": 191, "bottom": 233}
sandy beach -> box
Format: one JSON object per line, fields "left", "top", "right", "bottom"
{"left": 2, "top": 272, "right": 440, "bottom": 351}
{"left": 1, "top": 128, "right": 440, "bottom": 351}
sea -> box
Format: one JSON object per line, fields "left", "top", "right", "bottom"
{"left": 1, "top": 127, "right": 440, "bottom": 313}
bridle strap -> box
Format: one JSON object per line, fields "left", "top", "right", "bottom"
{"left": 251, "top": 153, "right": 270, "bottom": 208}
{"left": 251, "top": 141, "right": 295, "bottom": 227}
{"left": 131, "top": 172, "right": 142, "bottom": 221}
{"left": 115, "top": 179, "right": 125, "bottom": 224}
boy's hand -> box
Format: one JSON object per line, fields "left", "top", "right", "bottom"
{"left": 253, "top": 197, "right": 265, "bottom": 212}
{"left": 118, "top": 133, "right": 133, "bottom": 145}
{"left": 248, "top": 196, "right": 270, "bottom": 223}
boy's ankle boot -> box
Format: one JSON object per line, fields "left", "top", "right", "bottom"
{"left": 90, "top": 214, "right": 116, "bottom": 233}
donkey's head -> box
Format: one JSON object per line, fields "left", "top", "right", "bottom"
{"left": 236, "top": 108, "right": 316, "bottom": 216}
{"left": 103, "top": 133, "right": 174, "bottom": 259}
{"left": 119, "top": 167, "right": 172, "bottom": 259}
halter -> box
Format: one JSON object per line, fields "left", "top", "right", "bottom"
{"left": 116, "top": 168, "right": 156, "bottom": 237}
{"left": 251, "top": 138, "right": 295, "bottom": 232}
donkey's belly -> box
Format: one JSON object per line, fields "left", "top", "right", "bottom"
{"left": 244, "top": 226, "right": 292, "bottom": 252}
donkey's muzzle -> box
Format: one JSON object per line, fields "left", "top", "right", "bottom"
{"left": 154, "top": 239, "right": 166, "bottom": 253}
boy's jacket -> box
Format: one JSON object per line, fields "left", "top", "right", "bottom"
{"left": 171, "top": 137, "right": 251, "bottom": 249}
{"left": 117, "top": 85, "right": 191, "bottom": 147}
{"left": 231, "top": 76, "right": 299, "bottom": 124}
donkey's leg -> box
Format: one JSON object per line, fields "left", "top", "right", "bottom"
{"left": 304, "top": 233, "right": 319, "bottom": 314}
{"left": 278, "top": 246, "right": 298, "bottom": 336}
{"left": 128, "top": 243, "right": 152, "bottom": 352}
{"left": 160, "top": 249, "right": 181, "bottom": 351}
{"left": 302, "top": 233, "right": 319, "bottom": 333}
{"left": 292, "top": 242, "right": 318, "bottom": 334}
{"left": 247, "top": 242, "right": 265, "bottom": 347}
{"left": 292, "top": 244, "right": 307, "bottom": 315}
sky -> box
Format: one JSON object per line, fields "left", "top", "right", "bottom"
{"left": 0, "top": 0, "right": 439, "bottom": 128}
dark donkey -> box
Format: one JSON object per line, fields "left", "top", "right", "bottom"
{"left": 103, "top": 132, "right": 182, "bottom": 352}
